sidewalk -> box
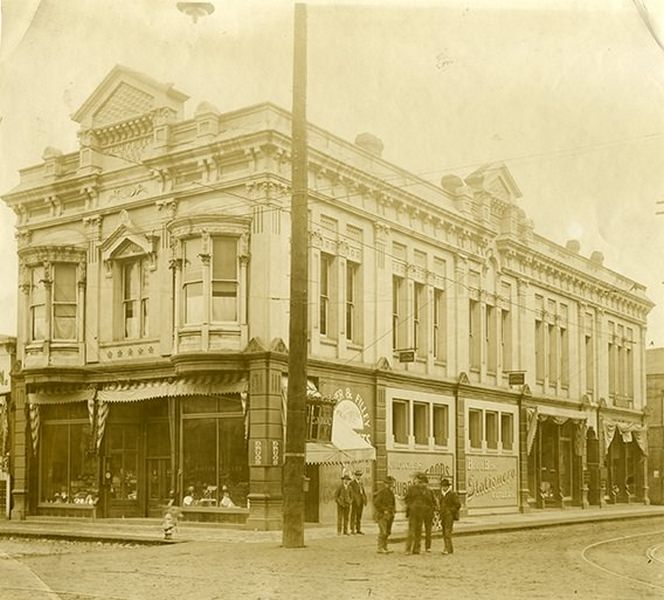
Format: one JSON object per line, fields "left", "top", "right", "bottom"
{"left": 0, "top": 503, "right": 663, "bottom": 546}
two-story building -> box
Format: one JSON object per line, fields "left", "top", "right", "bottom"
{"left": 2, "top": 66, "right": 653, "bottom": 529}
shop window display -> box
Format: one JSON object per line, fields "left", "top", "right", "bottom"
{"left": 40, "top": 410, "right": 97, "bottom": 505}
{"left": 181, "top": 396, "right": 248, "bottom": 507}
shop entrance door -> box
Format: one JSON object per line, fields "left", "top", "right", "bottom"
{"left": 102, "top": 423, "right": 141, "bottom": 518}
{"left": 147, "top": 458, "right": 172, "bottom": 517}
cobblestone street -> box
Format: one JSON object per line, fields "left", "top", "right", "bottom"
{"left": 2, "top": 516, "right": 664, "bottom": 600}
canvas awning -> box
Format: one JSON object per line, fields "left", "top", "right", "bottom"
{"left": 305, "top": 413, "right": 376, "bottom": 465}
{"left": 97, "top": 376, "right": 247, "bottom": 403}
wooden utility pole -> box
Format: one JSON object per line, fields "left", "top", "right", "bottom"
{"left": 282, "top": 2, "right": 308, "bottom": 549}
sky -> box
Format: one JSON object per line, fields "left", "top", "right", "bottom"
{"left": 0, "top": 0, "right": 663, "bottom": 343}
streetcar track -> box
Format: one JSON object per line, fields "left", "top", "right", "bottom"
{"left": 580, "top": 529, "right": 664, "bottom": 592}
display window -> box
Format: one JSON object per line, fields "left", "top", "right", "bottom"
{"left": 181, "top": 395, "right": 248, "bottom": 508}
{"left": 40, "top": 403, "right": 97, "bottom": 505}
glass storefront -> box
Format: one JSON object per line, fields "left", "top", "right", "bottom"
{"left": 40, "top": 403, "right": 97, "bottom": 505}
{"left": 181, "top": 395, "right": 248, "bottom": 507}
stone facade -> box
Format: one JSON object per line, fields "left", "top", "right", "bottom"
{"left": 1, "top": 66, "right": 653, "bottom": 527}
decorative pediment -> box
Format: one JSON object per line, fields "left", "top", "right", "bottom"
{"left": 465, "top": 162, "right": 522, "bottom": 203}
{"left": 72, "top": 65, "right": 189, "bottom": 130}
{"left": 99, "top": 210, "right": 157, "bottom": 277}
{"left": 376, "top": 356, "right": 392, "bottom": 371}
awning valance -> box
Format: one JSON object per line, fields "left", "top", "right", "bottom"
{"left": 306, "top": 414, "right": 376, "bottom": 465}
{"left": 28, "top": 389, "right": 95, "bottom": 405}
{"left": 98, "top": 377, "right": 247, "bottom": 403}
{"left": 602, "top": 419, "right": 647, "bottom": 456}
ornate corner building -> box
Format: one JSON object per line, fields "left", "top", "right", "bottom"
{"left": 1, "top": 66, "right": 653, "bottom": 528}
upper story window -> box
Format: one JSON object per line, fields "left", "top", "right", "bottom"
{"left": 52, "top": 263, "right": 77, "bottom": 340}
{"left": 320, "top": 252, "right": 334, "bottom": 337}
{"left": 21, "top": 247, "right": 85, "bottom": 344}
{"left": 182, "top": 235, "right": 239, "bottom": 326}
{"left": 122, "top": 258, "right": 150, "bottom": 339}
{"left": 345, "top": 260, "right": 359, "bottom": 343}
{"left": 169, "top": 216, "right": 249, "bottom": 336}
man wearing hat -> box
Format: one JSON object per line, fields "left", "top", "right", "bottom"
{"left": 349, "top": 469, "right": 368, "bottom": 534}
{"left": 438, "top": 478, "right": 461, "bottom": 554}
{"left": 404, "top": 473, "right": 435, "bottom": 555}
{"left": 334, "top": 473, "right": 353, "bottom": 535}
{"left": 373, "top": 476, "right": 396, "bottom": 554}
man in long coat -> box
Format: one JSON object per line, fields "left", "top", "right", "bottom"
{"left": 334, "top": 474, "right": 352, "bottom": 535}
{"left": 349, "top": 468, "right": 367, "bottom": 534}
{"left": 438, "top": 478, "right": 461, "bottom": 554}
{"left": 373, "top": 475, "right": 396, "bottom": 553}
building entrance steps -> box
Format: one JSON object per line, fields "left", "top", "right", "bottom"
{"left": 0, "top": 504, "right": 663, "bottom": 545}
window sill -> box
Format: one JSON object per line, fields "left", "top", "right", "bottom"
{"left": 320, "top": 337, "right": 338, "bottom": 346}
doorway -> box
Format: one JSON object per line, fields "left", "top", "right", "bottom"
{"left": 304, "top": 464, "right": 320, "bottom": 522}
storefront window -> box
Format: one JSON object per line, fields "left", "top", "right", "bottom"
{"left": 40, "top": 411, "right": 97, "bottom": 505}
{"left": 182, "top": 396, "right": 248, "bottom": 507}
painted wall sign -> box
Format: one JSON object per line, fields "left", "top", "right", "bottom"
{"left": 332, "top": 387, "right": 372, "bottom": 443}
{"left": 466, "top": 455, "right": 518, "bottom": 509}
{"left": 387, "top": 451, "right": 454, "bottom": 499}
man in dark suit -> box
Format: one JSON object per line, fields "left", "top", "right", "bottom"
{"left": 373, "top": 475, "right": 396, "bottom": 554}
{"left": 349, "top": 468, "right": 367, "bottom": 534}
{"left": 404, "top": 473, "right": 435, "bottom": 555}
{"left": 334, "top": 474, "right": 352, "bottom": 535}
{"left": 438, "top": 478, "right": 461, "bottom": 554}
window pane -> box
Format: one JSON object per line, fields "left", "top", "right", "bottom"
{"left": 486, "top": 411, "right": 498, "bottom": 449}
{"left": 184, "top": 282, "right": 203, "bottom": 324}
{"left": 31, "top": 305, "right": 46, "bottom": 340}
{"left": 392, "top": 400, "right": 408, "bottom": 444}
{"left": 469, "top": 409, "right": 482, "bottom": 449}
{"left": 53, "top": 304, "right": 76, "bottom": 340}
{"left": 433, "top": 404, "right": 448, "bottom": 446}
{"left": 501, "top": 413, "right": 513, "bottom": 451}
{"left": 32, "top": 266, "right": 45, "bottom": 304}
{"left": 123, "top": 262, "right": 138, "bottom": 301}
{"left": 147, "top": 422, "right": 170, "bottom": 457}
{"left": 54, "top": 263, "right": 77, "bottom": 302}
{"left": 183, "top": 238, "right": 203, "bottom": 282}
{"left": 183, "top": 419, "right": 217, "bottom": 503}
{"left": 69, "top": 424, "right": 97, "bottom": 503}
{"left": 413, "top": 402, "right": 428, "bottom": 445}
{"left": 41, "top": 424, "right": 68, "bottom": 502}
{"left": 218, "top": 417, "right": 248, "bottom": 506}
{"left": 183, "top": 397, "right": 218, "bottom": 413}
{"left": 212, "top": 238, "right": 237, "bottom": 279}
{"left": 212, "top": 282, "right": 237, "bottom": 321}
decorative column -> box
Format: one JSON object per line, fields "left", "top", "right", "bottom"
{"left": 200, "top": 233, "right": 211, "bottom": 352}
{"left": 246, "top": 348, "right": 287, "bottom": 531}
{"left": 518, "top": 393, "right": 532, "bottom": 512}
{"left": 83, "top": 215, "right": 102, "bottom": 363}
{"left": 455, "top": 374, "right": 468, "bottom": 514}
{"left": 169, "top": 238, "right": 183, "bottom": 356}
{"left": 10, "top": 378, "right": 27, "bottom": 520}
{"left": 238, "top": 232, "right": 250, "bottom": 350}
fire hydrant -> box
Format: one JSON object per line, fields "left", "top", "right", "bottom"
{"left": 162, "top": 506, "right": 181, "bottom": 540}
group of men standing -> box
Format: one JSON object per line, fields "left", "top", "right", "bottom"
{"left": 335, "top": 469, "right": 461, "bottom": 555}
{"left": 333, "top": 469, "right": 368, "bottom": 535}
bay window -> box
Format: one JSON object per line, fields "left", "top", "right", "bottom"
{"left": 182, "top": 235, "right": 239, "bottom": 326}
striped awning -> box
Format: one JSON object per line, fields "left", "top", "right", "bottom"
{"left": 98, "top": 376, "right": 247, "bottom": 403}
{"left": 28, "top": 388, "right": 96, "bottom": 405}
